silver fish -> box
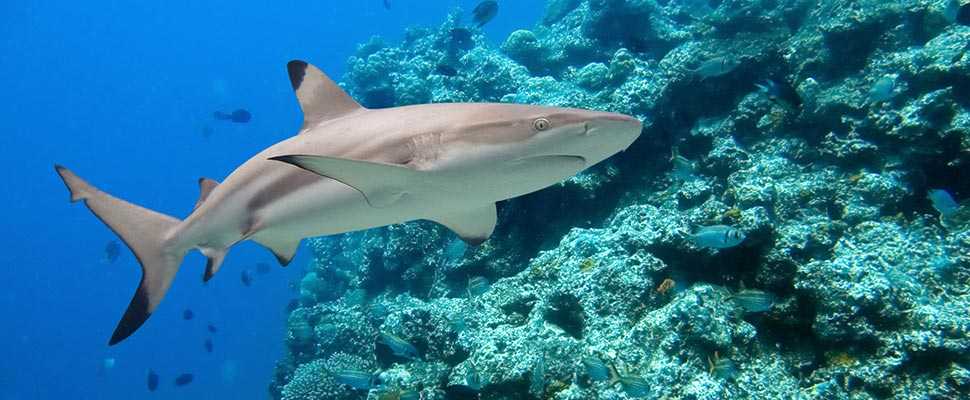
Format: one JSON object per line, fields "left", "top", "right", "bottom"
{"left": 582, "top": 356, "right": 610, "bottom": 381}
{"left": 928, "top": 189, "right": 959, "bottom": 218}
{"left": 618, "top": 375, "right": 650, "bottom": 397}
{"left": 729, "top": 289, "right": 775, "bottom": 313}
{"left": 467, "top": 276, "right": 490, "bottom": 297}
{"left": 379, "top": 332, "right": 420, "bottom": 360}
{"left": 689, "top": 225, "right": 746, "bottom": 249}
{"left": 867, "top": 75, "right": 897, "bottom": 104}
{"left": 333, "top": 369, "right": 377, "bottom": 390}
{"left": 691, "top": 56, "right": 740, "bottom": 80}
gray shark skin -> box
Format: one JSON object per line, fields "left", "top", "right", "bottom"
{"left": 54, "top": 60, "right": 642, "bottom": 345}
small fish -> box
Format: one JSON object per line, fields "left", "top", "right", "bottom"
{"left": 104, "top": 240, "right": 121, "bottom": 263}
{"left": 465, "top": 361, "right": 482, "bottom": 391}
{"left": 755, "top": 79, "right": 802, "bottom": 111}
{"left": 383, "top": 0, "right": 391, "bottom": 10}
{"left": 529, "top": 353, "right": 546, "bottom": 396}
{"left": 688, "top": 225, "right": 746, "bottom": 249}
{"left": 201, "top": 125, "right": 214, "bottom": 138}
{"left": 174, "top": 373, "right": 194, "bottom": 386}
{"left": 710, "top": 357, "right": 738, "bottom": 380}
{"left": 867, "top": 75, "right": 897, "bottom": 104}
{"left": 204, "top": 338, "right": 213, "bottom": 353}
{"left": 656, "top": 278, "right": 676, "bottom": 295}
{"left": 444, "top": 384, "right": 480, "bottom": 399}
{"left": 213, "top": 109, "right": 252, "bottom": 123}
{"left": 207, "top": 323, "right": 218, "bottom": 333}
{"left": 256, "top": 262, "right": 271, "bottom": 274}
{"left": 183, "top": 309, "right": 194, "bottom": 320}
{"left": 450, "top": 28, "right": 475, "bottom": 50}
{"left": 333, "top": 369, "right": 377, "bottom": 390}
{"left": 285, "top": 299, "right": 300, "bottom": 313}
{"left": 399, "top": 390, "right": 421, "bottom": 400}
{"left": 147, "top": 369, "right": 159, "bottom": 392}
{"left": 617, "top": 374, "right": 650, "bottom": 397}
{"left": 670, "top": 146, "right": 696, "bottom": 181}
{"left": 928, "top": 189, "right": 959, "bottom": 218}
{"left": 241, "top": 269, "right": 253, "bottom": 287}
{"left": 467, "top": 276, "right": 490, "bottom": 297}
{"left": 435, "top": 64, "right": 459, "bottom": 77}
{"left": 729, "top": 289, "right": 775, "bottom": 313}
{"left": 582, "top": 356, "right": 610, "bottom": 382}
{"left": 690, "top": 56, "right": 740, "bottom": 80}
{"left": 472, "top": 0, "right": 499, "bottom": 27}
{"left": 379, "top": 332, "right": 421, "bottom": 360}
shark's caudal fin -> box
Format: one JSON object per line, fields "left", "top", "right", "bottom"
{"left": 54, "top": 165, "right": 184, "bottom": 345}
{"left": 286, "top": 60, "right": 364, "bottom": 131}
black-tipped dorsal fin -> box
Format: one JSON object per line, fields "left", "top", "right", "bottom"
{"left": 193, "top": 178, "right": 219, "bottom": 211}
{"left": 287, "top": 60, "right": 363, "bottom": 132}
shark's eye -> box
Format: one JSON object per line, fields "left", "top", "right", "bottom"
{"left": 533, "top": 118, "right": 550, "bottom": 131}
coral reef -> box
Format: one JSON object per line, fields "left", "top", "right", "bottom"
{"left": 271, "top": 1, "right": 970, "bottom": 399}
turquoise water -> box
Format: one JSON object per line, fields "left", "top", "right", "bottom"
{"left": 3, "top": 1, "right": 969, "bottom": 399}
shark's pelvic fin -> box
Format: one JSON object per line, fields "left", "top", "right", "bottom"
{"left": 201, "top": 247, "right": 228, "bottom": 282}
{"left": 430, "top": 204, "right": 497, "bottom": 245}
{"left": 193, "top": 177, "right": 219, "bottom": 211}
{"left": 54, "top": 165, "right": 184, "bottom": 345}
{"left": 253, "top": 234, "right": 301, "bottom": 266}
{"left": 287, "top": 60, "right": 364, "bottom": 131}
{"left": 269, "top": 154, "right": 420, "bottom": 208}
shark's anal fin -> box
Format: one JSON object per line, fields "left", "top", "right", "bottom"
{"left": 269, "top": 154, "right": 420, "bottom": 208}
{"left": 193, "top": 178, "right": 219, "bottom": 211}
{"left": 430, "top": 204, "right": 497, "bottom": 246}
{"left": 287, "top": 60, "right": 364, "bottom": 131}
{"left": 253, "top": 235, "right": 301, "bottom": 266}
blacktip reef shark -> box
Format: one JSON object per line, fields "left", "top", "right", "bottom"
{"left": 55, "top": 60, "right": 642, "bottom": 345}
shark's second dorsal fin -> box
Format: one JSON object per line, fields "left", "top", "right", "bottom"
{"left": 287, "top": 60, "right": 363, "bottom": 132}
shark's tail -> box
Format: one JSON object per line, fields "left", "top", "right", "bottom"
{"left": 54, "top": 165, "right": 184, "bottom": 345}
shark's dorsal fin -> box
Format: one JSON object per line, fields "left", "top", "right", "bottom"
{"left": 269, "top": 154, "right": 420, "bottom": 208}
{"left": 193, "top": 177, "right": 219, "bottom": 211}
{"left": 287, "top": 60, "right": 364, "bottom": 132}
{"left": 430, "top": 204, "right": 497, "bottom": 245}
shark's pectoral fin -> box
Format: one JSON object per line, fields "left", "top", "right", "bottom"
{"left": 253, "top": 235, "right": 301, "bottom": 266}
{"left": 193, "top": 177, "right": 219, "bottom": 211}
{"left": 287, "top": 60, "right": 364, "bottom": 131}
{"left": 430, "top": 204, "right": 497, "bottom": 246}
{"left": 269, "top": 154, "right": 420, "bottom": 208}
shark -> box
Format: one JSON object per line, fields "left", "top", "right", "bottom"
{"left": 55, "top": 60, "right": 642, "bottom": 345}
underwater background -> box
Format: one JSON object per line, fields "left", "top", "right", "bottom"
{"left": 3, "top": 0, "right": 970, "bottom": 399}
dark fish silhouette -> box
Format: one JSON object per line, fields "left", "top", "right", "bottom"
{"left": 256, "top": 262, "right": 271, "bottom": 274}
{"left": 435, "top": 64, "right": 459, "bottom": 76}
{"left": 174, "top": 373, "right": 194, "bottom": 386}
{"left": 104, "top": 240, "right": 120, "bottom": 263}
{"left": 241, "top": 270, "right": 253, "bottom": 287}
{"left": 182, "top": 309, "right": 194, "bottom": 320}
{"left": 147, "top": 369, "right": 159, "bottom": 392}
{"left": 383, "top": 0, "right": 390, "bottom": 9}
{"left": 213, "top": 109, "right": 252, "bottom": 123}
{"left": 201, "top": 125, "right": 214, "bottom": 138}
{"left": 207, "top": 323, "right": 218, "bottom": 333}
{"left": 204, "top": 338, "right": 213, "bottom": 353}
{"left": 473, "top": 1, "right": 498, "bottom": 27}
{"left": 450, "top": 28, "right": 474, "bottom": 50}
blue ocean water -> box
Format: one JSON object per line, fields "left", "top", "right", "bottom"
{"left": 0, "top": 1, "right": 543, "bottom": 398}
